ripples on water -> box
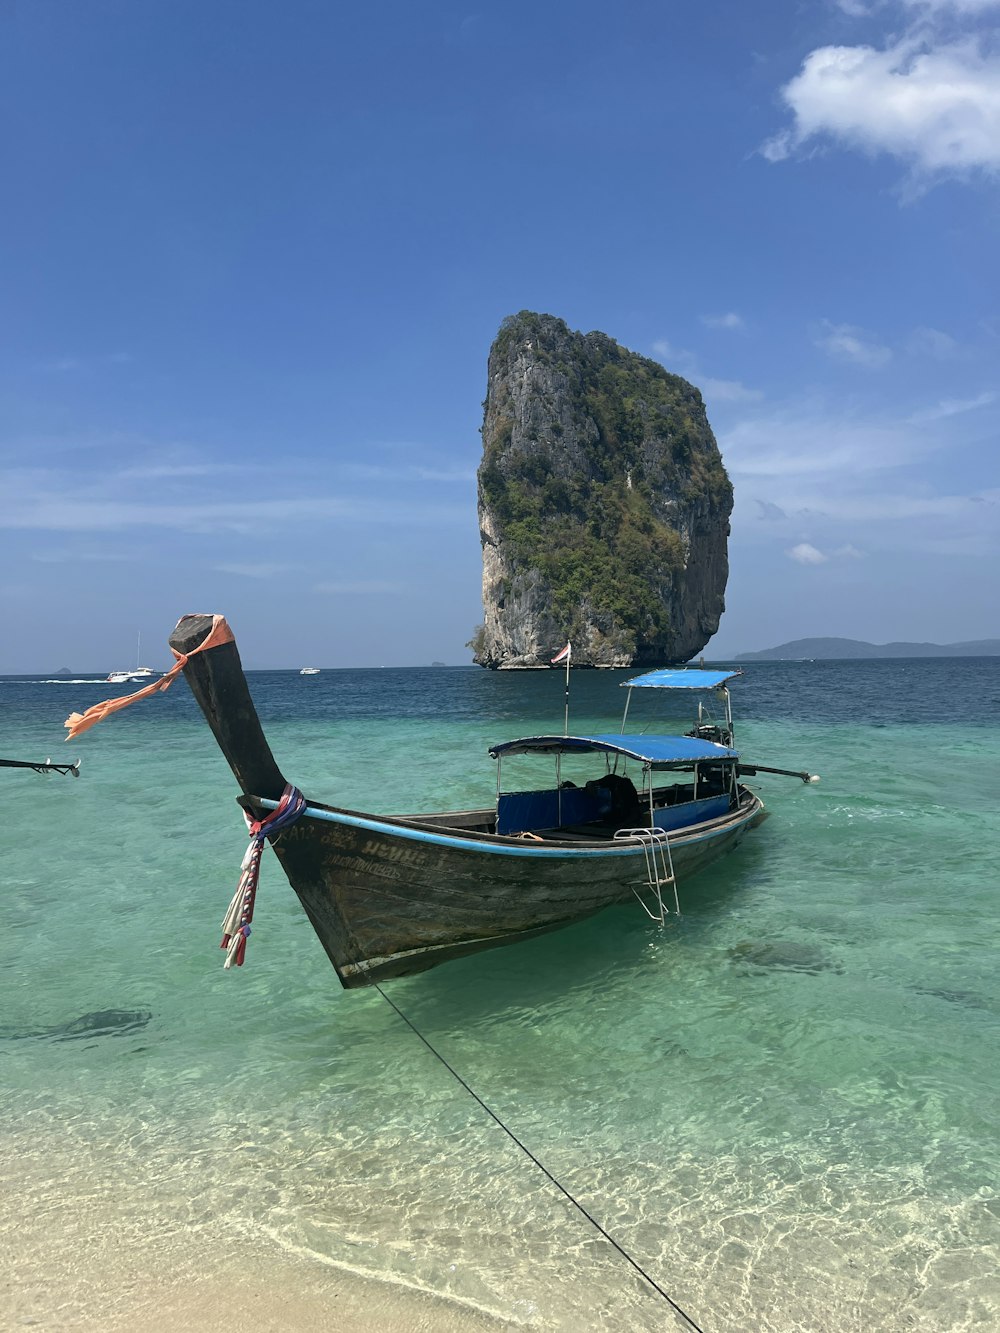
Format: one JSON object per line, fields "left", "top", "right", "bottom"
{"left": 3, "top": 658, "right": 1000, "bottom": 1329}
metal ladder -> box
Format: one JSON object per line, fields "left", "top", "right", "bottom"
{"left": 614, "top": 827, "right": 680, "bottom": 925}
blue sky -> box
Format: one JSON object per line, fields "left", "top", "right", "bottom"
{"left": 2, "top": 0, "right": 997, "bottom": 670}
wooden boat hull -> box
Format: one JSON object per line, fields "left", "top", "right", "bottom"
{"left": 168, "top": 614, "right": 767, "bottom": 990}
{"left": 259, "top": 796, "right": 767, "bottom": 987}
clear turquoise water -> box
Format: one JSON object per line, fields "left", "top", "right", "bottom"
{"left": 3, "top": 660, "right": 1000, "bottom": 1330}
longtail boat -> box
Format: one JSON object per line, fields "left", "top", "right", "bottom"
{"left": 142, "top": 614, "right": 803, "bottom": 990}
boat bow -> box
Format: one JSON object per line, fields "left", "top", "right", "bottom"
{"left": 168, "top": 614, "right": 287, "bottom": 802}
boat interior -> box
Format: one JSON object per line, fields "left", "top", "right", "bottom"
{"left": 394, "top": 762, "right": 746, "bottom": 843}
{"left": 271, "top": 668, "right": 752, "bottom": 847}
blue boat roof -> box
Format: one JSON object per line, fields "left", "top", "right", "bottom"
{"left": 621, "top": 668, "right": 742, "bottom": 691}
{"left": 488, "top": 733, "right": 739, "bottom": 768}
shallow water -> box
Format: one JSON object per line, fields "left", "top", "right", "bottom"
{"left": 3, "top": 659, "right": 1000, "bottom": 1329}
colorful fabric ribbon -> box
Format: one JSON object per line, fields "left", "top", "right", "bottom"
{"left": 221, "top": 783, "right": 306, "bottom": 968}
{"left": 64, "top": 614, "right": 236, "bottom": 740}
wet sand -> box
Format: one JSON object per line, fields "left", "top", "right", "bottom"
{"left": 2, "top": 1136, "right": 513, "bottom": 1333}
{"left": 4, "top": 1211, "right": 512, "bottom": 1333}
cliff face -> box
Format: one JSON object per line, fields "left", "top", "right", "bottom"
{"left": 471, "top": 312, "right": 733, "bottom": 668}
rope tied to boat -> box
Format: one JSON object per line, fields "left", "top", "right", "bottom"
{"left": 220, "top": 783, "right": 306, "bottom": 968}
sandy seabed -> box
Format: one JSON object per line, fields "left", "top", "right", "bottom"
{"left": 3, "top": 1205, "right": 509, "bottom": 1333}
{"left": 6, "top": 1108, "right": 1000, "bottom": 1333}
{"left": 1, "top": 1126, "right": 513, "bottom": 1333}
{"left": 0, "top": 1109, "right": 687, "bottom": 1333}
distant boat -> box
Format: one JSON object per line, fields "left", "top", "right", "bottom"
{"left": 299, "top": 667, "right": 321, "bottom": 675}
{"left": 107, "top": 633, "right": 159, "bottom": 684}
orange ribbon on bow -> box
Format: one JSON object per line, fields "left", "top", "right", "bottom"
{"left": 64, "top": 614, "right": 235, "bottom": 740}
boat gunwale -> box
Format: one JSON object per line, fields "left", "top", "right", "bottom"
{"left": 251, "top": 787, "right": 766, "bottom": 857}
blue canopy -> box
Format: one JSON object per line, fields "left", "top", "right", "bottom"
{"left": 621, "top": 668, "right": 742, "bottom": 691}
{"left": 488, "top": 732, "right": 739, "bottom": 768}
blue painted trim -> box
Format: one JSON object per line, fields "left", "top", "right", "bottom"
{"left": 256, "top": 797, "right": 760, "bottom": 859}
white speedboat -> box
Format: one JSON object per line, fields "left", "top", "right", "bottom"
{"left": 107, "top": 635, "right": 159, "bottom": 684}
{"left": 299, "top": 667, "right": 321, "bottom": 675}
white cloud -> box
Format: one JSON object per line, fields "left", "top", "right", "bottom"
{"left": 314, "top": 580, "right": 403, "bottom": 595}
{"left": 34, "top": 352, "right": 133, "bottom": 373}
{"left": 651, "top": 338, "right": 688, "bottom": 367}
{"left": 214, "top": 562, "right": 298, "bottom": 579}
{"left": 788, "top": 542, "right": 829, "bottom": 564}
{"left": 651, "top": 340, "right": 762, "bottom": 402}
{"left": 814, "top": 320, "right": 892, "bottom": 367}
{"left": 338, "top": 461, "right": 476, "bottom": 484}
{"left": 721, "top": 411, "right": 920, "bottom": 479}
{"left": 700, "top": 376, "right": 764, "bottom": 403}
{"left": 762, "top": 36, "right": 1000, "bottom": 187}
{"left": 413, "top": 466, "right": 477, "bottom": 482}
{"left": 719, "top": 397, "right": 1000, "bottom": 567}
{"left": 40, "top": 357, "right": 83, "bottom": 373}
{"left": 906, "top": 325, "right": 960, "bottom": 358}
{"left": 901, "top": 0, "right": 1000, "bottom": 11}
{"left": 116, "top": 462, "right": 242, "bottom": 481}
{"left": 907, "top": 390, "right": 996, "bottom": 422}
{"left": 0, "top": 467, "right": 470, "bottom": 535}
{"left": 701, "top": 312, "right": 745, "bottom": 330}
{"left": 30, "top": 548, "right": 132, "bottom": 564}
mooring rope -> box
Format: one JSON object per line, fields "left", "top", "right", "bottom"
{"left": 220, "top": 784, "right": 306, "bottom": 967}
{"left": 374, "top": 982, "right": 706, "bottom": 1333}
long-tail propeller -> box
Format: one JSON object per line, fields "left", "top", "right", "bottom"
{"left": 739, "top": 762, "right": 819, "bottom": 784}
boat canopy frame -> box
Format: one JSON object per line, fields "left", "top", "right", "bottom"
{"left": 618, "top": 667, "right": 742, "bottom": 745}
{"left": 488, "top": 670, "right": 747, "bottom": 835}
{"left": 488, "top": 733, "right": 738, "bottom": 768}
{"left": 488, "top": 732, "right": 741, "bottom": 834}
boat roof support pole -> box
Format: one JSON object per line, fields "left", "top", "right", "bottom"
{"left": 621, "top": 687, "right": 633, "bottom": 734}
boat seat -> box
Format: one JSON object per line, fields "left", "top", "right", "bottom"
{"left": 585, "top": 773, "right": 645, "bottom": 828}
{"left": 496, "top": 786, "right": 604, "bottom": 835}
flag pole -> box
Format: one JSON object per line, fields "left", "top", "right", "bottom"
{"left": 550, "top": 642, "right": 572, "bottom": 733}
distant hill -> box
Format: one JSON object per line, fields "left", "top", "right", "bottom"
{"left": 736, "top": 637, "right": 1000, "bottom": 661}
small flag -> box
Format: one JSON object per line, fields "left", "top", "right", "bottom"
{"left": 551, "top": 643, "right": 571, "bottom": 665}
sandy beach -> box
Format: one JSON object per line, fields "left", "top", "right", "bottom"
{"left": 1, "top": 1107, "right": 515, "bottom": 1333}
{"left": 4, "top": 1176, "right": 511, "bottom": 1333}
{"left": 0, "top": 1104, "right": 677, "bottom": 1333}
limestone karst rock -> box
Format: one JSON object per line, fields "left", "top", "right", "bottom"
{"left": 470, "top": 312, "right": 733, "bottom": 668}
